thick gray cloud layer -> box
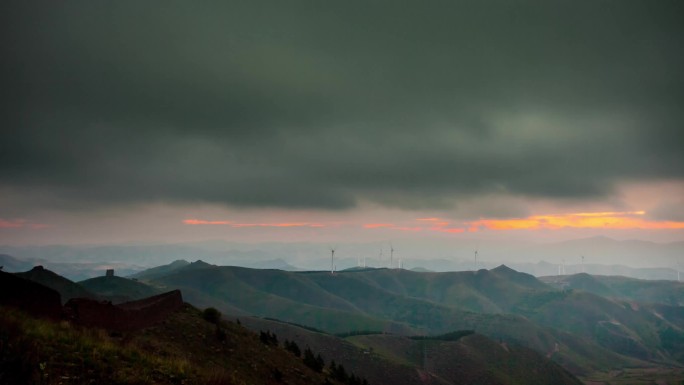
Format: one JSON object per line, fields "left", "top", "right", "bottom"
{"left": 2, "top": 1, "right": 683, "bottom": 212}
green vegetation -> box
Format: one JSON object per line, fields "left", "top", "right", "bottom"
{"left": 329, "top": 360, "right": 369, "bottom": 385}
{"left": 334, "top": 330, "right": 385, "bottom": 338}
{"left": 0, "top": 306, "right": 192, "bottom": 384}
{"left": 202, "top": 307, "right": 221, "bottom": 324}
{"left": 264, "top": 317, "right": 328, "bottom": 333}
{"left": 79, "top": 275, "right": 160, "bottom": 304}
{"left": 259, "top": 330, "right": 279, "bottom": 346}
{"left": 284, "top": 339, "right": 301, "bottom": 356}
{"left": 303, "top": 346, "right": 325, "bottom": 372}
{"left": 0, "top": 304, "right": 340, "bottom": 385}
{"left": 409, "top": 329, "right": 474, "bottom": 341}
{"left": 146, "top": 263, "right": 684, "bottom": 378}
{"left": 56, "top": 262, "right": 681, "bottom": 384}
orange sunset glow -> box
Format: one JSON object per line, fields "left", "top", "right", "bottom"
{"left": 470, "top": 211, "right": 684, "bottom": 231}
{"left": 361, "top": 211, "right": 684, "bottom": 234}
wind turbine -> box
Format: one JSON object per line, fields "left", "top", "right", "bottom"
{"left": 474, "top": 250, "right": 478, "bottom": 271}
{"left": 330, "top": 247, "right": 335, "bottom": 274}
{"left": 390, "top": 244, "right": 395, "bottom": 269}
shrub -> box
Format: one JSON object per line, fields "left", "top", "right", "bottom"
{"left": 202, "top": 308, "right": 221, "bottom": 325}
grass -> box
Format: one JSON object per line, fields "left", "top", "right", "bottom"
{"left": 0, "top": 304, "right": 339, "bottom": 385}
{"left": 582, "top": 367, "right": 684, "bottom": 385}
{"left": 0, "top": 306, "right": 194, "bottom": 384}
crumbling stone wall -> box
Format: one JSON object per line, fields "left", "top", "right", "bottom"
{"left": 65, "top": 290, "right": 183, "bottom": 331}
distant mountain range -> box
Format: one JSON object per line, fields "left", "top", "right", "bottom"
{"left": 2, "top": 236, "right": 682, "bottom": 280}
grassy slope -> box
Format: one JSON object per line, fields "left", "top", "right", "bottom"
{"left": 0, "top": 304, "right": 341, "bottom": 385}
{"left": 540, "top": 273, "right": 684, "bottom": 306}
{"left": 129, "top": 259, "right": 190, "bottom": 280}
{"left": 346, "top": 333, "right": 583, "bottom": 385}
{"left": 153, "top": 267, "right": 646, "bottom": 369}
{"left": 242, "top": 316, "right": 585, "bottom": 385}
{"left": 241, "top": 316, "right": 451, "bottom": 385}
{"left": 154, "top": 267, "right": 417, "bottom": 334}
{"left": 79, "top": 276, "right": 160, "bottom": 304}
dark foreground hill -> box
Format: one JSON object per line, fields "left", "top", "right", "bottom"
{"left": 0, "top": 303, "right": 347, "bottom": 385}
{"left": 0, "top": 270, "right": 62, "bottom": 319}
{"left": 16, "top": 265, "right": 96, "bottom": 304}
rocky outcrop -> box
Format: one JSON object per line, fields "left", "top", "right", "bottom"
{"left": 65, "top": 290, "right": 183, "bottom": 331}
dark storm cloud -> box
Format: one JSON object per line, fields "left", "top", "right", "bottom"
{"left": 2, "top": 0, "right": 683, "bottom": 212}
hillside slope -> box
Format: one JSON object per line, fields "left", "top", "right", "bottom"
{"left": 0, "top": 304, "right": 343, "bottom": 385}
{"left": 241, "top": 316, "right": 584, "bottom": 385}
{"left": 150, "top": 264, "right": 654, "bottom": 375}
{"left": 79, "top": 275, "right": 160, "bottom": 303}
{"left": 541, "top": 273, "right": 684, "bottom": 306}
{"left": 16, "top": 265, "right": 96, "bottom": 304}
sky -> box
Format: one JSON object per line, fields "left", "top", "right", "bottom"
{"left": 1, "top": 1, "right": 684, "bottom": 248}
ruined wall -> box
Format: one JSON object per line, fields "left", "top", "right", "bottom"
{"left": 65, "top": 290, "right": 183, "bottom": 331}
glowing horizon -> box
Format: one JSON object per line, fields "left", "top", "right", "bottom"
{"left": 470, "top": 211, "right": 684, "bottom": 231}
{"left": 361, "top": 210, "right": 684, "bottom": 234}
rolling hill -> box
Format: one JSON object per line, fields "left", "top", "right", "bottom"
{"left": 79, "top": 274, "right": 160, "bottom": 304}
{"left": 241, "top": 316, "right": 583, "bottom": 385}
{"left": 0, "top": 267, "right": 593, "bottom": 385}
{"left": 15, "top": 265, "right": 96, "bottom": 304}
{"left": 147, "top": 264, "right": 666, "bottom": 377}
{"left": 541, "top": 273, "right": 684, "bottom": 306}
{"left": 30, "top": 260, "right": 681, "bottom": 383}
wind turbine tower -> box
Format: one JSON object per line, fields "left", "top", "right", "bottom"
{"left": 330, "top": 248, "right": 335, "bottom": 274}
{"left": 474, "top": 250, "right": 478, "bottom": 271}
{"left": 390, "top": 244, "right": 395, "bottom": 269}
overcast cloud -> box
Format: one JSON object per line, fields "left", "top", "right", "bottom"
{"left": 2, "top": 1, "right": 683, "bottom": 217}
